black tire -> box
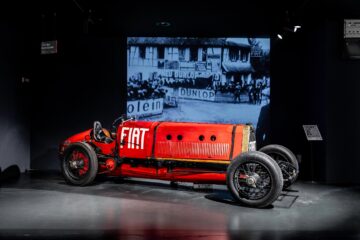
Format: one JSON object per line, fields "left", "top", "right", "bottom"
{"left": 61, "top": 142, "right": 98, "bottom": 186}
{"left": 226, "top": 151, "right": 283, "bottom": 208}
{"left": 259, "top": 144, "right": 299, "bottom": 189}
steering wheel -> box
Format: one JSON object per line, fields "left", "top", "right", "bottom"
{"left": 93, "top": 121, "right": 105, "bottom": 141}
{"left": 111, "top": 114, "right": 135, "bottom": 134}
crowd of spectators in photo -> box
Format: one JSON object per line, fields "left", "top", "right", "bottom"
{"left": 127, "top": 76, "right": 211, "bottom": 100}
{"left": 218, "top": 78, "right": 269, "bottom": 105}
{"left": 128, "top": 78, "right": 166, "bottom": 100}
{"left": 127, "top": 74, "right": 270, "bottom": 105}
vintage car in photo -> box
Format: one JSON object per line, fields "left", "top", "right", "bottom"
{"left": 59, "top": 116, "right": 299, "bottom": 208}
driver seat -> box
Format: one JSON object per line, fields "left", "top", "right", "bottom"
{"left": 93, "top": 121, "right": 113, "bottom": 143}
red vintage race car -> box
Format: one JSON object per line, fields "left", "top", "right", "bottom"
{"left": 59, "top": 116, "right": 299, "bottom": 208}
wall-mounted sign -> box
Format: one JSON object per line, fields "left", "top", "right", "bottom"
{"left": 41, "top": 40, "right": 57, "bottom": 55}
{"left": 303, "top": 125, "right": 323, "bottom": 141}
{"left": 251, "top": 46, "right": 263, "bottom": 57}
{"left": 343, "top": 19, "right": 360, "bottom": 59}
{"left": 164, "top": 60, "right": 179, "bottom": 70}
{"left": 344, "top": 19, "right": 360, "bottom": 38}
{"left": 195, "top": 62, "right": 207, "bottom": 71}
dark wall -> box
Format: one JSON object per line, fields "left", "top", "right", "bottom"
{"left": 271, "top": 0, "right": 360, "bottom": 184}
{"left": 29, "top": 1, "right": 125, "bottom": 170}
{"left": 290, "top": 1, "right": 360, "bottom": 184}
{"left": 0, "top": 8, "right": 31, "bottom": 172}
{"left": 31, "top": 36, "right": 123, "bottom": 170}
{"left": 29, "top": 0, "right": 360, "bottom": 184}
{"left": 307, "top": 19, "right": 360, "bottom": 184}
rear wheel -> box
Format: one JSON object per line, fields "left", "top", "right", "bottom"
{"left": 227, "top": 151, "right": 283, "bottom": 208}
{"left": 259, "top": 144, "right": 299, "bottom": 189}
{"left": 61, "top": 142, "right": 98, "bottom": 186}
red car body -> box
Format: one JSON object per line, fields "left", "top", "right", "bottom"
{"left": 60, "top": 120, "right": 254, "bottom": 184}
{"left": 59, "top": 118, "right": 298, "bottom": 207}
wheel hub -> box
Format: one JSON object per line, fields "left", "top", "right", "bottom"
{"left": 70, "top": 160, "right": 84, "bottom": 169}
{"left": 234, "top": 161, "right": 273, "bottom": 201}
{"left": 245, "top": 173, "right": 260, "bottom": 188}
{"left": 289, "top": 169, "right": 296, "bottom": 180}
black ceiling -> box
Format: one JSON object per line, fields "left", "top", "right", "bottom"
{"left": 4, "top": 0, "right": 360, "bottom": 38}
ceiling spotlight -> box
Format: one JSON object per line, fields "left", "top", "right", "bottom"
{"left": 293, "top": 25, "right": 301, "bottom": 32}
{"left": 155, "top": 21, "right": 171, "bottom": 27}
{"left": 277, "top": 34, "right": 283, "bottom": 39}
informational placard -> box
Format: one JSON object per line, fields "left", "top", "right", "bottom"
{"left": 344, "top": 19, "right": 360, "bottom": 38}
{"left": 41, "top": 40, "right": 58, "bottom": 55}
{"left": 303, "top": 125, "right": 323, "bottom": 141}
{"left": 343, "top": 19, "right": 360, "bottom": 59}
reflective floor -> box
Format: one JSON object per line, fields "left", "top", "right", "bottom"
{"left": 0, "top": 172, "right": 360, "bottom": 240}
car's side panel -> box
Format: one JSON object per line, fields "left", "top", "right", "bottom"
{"left": 109, "top": 121, "right": 248, "bottom": 183}
{"left": 154, "top": 122, "right": 234, "bottom": 161}
{"left": 116, "top": 121, "right": 248, "bottom": 162}
{"left": 117, "top": 121, "right": 158, "bottom": 159}
{"left": 91, "top": 141, "right": 116, "bottom": 156}
{"left": 61, "top": 121, "right": 252, "bottom": 184}
{"left": 108, "top": 163, "right": 227, "bottom": 183}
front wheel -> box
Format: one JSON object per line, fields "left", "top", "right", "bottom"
{"left": 61, "top": 142, "right": 98, "bottom": 186}
{"left": 226, "top": 151, "right": 283, "bottom": 208}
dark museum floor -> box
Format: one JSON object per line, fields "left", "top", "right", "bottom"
{"left": 0, "top": 173, "right": 359, "bottom": 240}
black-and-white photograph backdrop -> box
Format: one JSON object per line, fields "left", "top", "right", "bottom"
{"left": 127, "top": 37, "right": 270, "bottom": 128}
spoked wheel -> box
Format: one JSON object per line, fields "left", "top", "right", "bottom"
{"left": 61, "top": 142, "right": 98, "bottom": 186}
{"left": 227, "top": 151, "right": 283, "bottom": 208}
{"left": 259, "top": 144, "right": 299, "bottom": 189}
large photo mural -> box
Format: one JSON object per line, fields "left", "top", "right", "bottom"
{"left": 126, "top": 37, "right": 270, "bottom": 130}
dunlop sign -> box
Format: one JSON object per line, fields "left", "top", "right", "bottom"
{"left": 178, "top": 88, "right": 216, "bottom": 101}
